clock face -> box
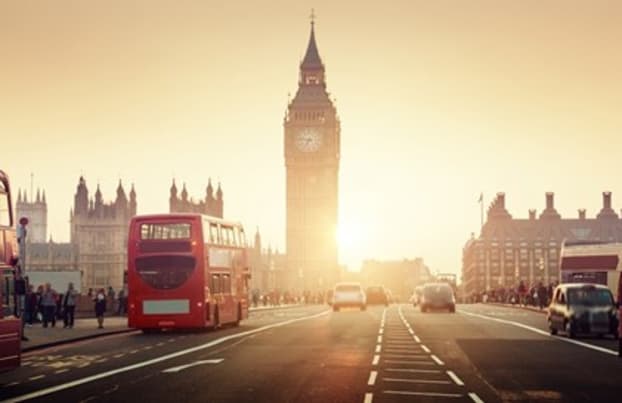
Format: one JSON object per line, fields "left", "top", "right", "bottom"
{"left": 295, "top": 128, "right": 322, "bottom": 152}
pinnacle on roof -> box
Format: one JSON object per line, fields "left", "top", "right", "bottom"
{"left": 17, "top": 188, "right": 22, "bottom": 203}
{"left": 301, "top": 16, "right": 323, "bottom": 70}
{"left": 42, "top": 190, "right": 46, "bottom": 203}
{"left": 130, "top": 183, "right": 136, "bottom": 199}
{"left": 216, "top": 183, "right": 223, "bottom": 199}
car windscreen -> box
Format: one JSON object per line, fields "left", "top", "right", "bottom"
{"left": 336, "top": 285, "right": 361, "bottom": 293}
{"left": 567, "top": 288, "right": 614, "bottom": 307}
{"left": 423, "top": 285, "right": 452, "bottom": 298}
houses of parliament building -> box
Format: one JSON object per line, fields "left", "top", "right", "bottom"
{"left": 462, "top": 191, "right": 622, "bottom": 297}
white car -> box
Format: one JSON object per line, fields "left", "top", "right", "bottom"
{"left": 332, "top": 282, "right": 366, "bottom": 312}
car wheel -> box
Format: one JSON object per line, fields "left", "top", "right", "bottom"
{"left": 548, "top": 319, "right": 557, "bottom": 335}
{"left": 565, "top": 320, "right": 576, "bottom": 339}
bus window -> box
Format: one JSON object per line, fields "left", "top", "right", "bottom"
{"left": 221, "top": 226, "right": 230, "bottom": 246}
{"left": 210, "top": 274, "right": 221, "bottom": 294}
{"left": 140, "top": 223, "right": 191, "bottom": 240}
{"left": 222, "top": 274, "right": 231, "bottom": 293}
{"left": 230, "top": 227, "right": 238, "bottom": 247}
{"left": 209, "top": 223, "right": 219, "bottom": 244}
{"left": 239, "top": 228, "right": 247, "bottom": 247}
{"left": 0, "top": 189, "right": 10, "bottom": 227}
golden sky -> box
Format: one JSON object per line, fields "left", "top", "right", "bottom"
{"left": 1, "top": 0, "right": 621, "bottom": 274}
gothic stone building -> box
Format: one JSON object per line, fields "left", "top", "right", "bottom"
{"left": 16, "top": 188, "right": 47, "bottom": 243}
{"left": 169, "top": 179, "right": 223, "bottom": 218}
{"left": 462, "top": 192, "right": 622, "bottom": 297}
{"left": 71, "top": 177, "right": 136, "bottom": 292}
{"left": 284, "top": 20, "right": 340, "bottom": 291}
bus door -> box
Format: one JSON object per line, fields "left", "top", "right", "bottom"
{"left": 209, "top": 271, "right": 233, "bottom": 323}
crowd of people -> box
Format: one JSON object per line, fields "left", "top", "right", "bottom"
{"left": 18, "top": 282, "right": 129, "bottom": 331}
{"left": 472, "top": 280, "right": 559, "bottom": 309}
{"left": 250, "top": 289, "right": 329, "bottom": 307}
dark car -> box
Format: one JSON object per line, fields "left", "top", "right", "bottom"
{"left": 366, "top": 286, "right": 389, "bottom": 306}
{"left": 420, "top": 283, "right": 456, "bottom": 313}
{"left": 548, "top": 283, "right": 619, "bottom": 339}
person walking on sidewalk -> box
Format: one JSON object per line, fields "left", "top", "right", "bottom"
{"left": 63, "top": 282, "right": 78, "bottom": 328}
{"left": 41, "top": 283, "right": 58, "bottom": 328}
{"left": 94, "top": 288, "right": 107, "bottom": 329}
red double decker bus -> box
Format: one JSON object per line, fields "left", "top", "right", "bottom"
{"left": 127, "top": 214, "right": 251, "bottom": 331}
{"left": 0, "top": 170, "right": 21, "bottom": 371}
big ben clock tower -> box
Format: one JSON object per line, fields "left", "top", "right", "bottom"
{"left": 284, "top": 17, "right": 340, "bottom": 291}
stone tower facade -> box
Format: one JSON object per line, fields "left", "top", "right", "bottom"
{"left": 169, "top": 179, "right": 223, "bottom": 218}
{"left": 70, "top": 177, "right": 136, "bottom": 291}
{"left": 284, "top": 20, "right": 340, "bottom": 291}
{"left": 16, "top": 188, "right": 47, "bottom": 243}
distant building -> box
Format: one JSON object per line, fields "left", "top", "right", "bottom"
{"left": 16, "top": 188, "right": 47, "bottom": 243}
{"left": 169, "top": 179, "right": 223, "bottom": 218}
{"left": 71, "top": 176, "right": 136, "bottom": 292}
{"left": 248, "top": 228, "right": 287, "bottom": 292}
{"left": 361, "top": 258, "right": 432, "bottom": 300}
{"left": 462, "top": 192, "right": 622, "bottom": 298}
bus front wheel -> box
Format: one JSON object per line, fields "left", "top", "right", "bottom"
{"left": 233, "top": 304, "right": 242, "bottom": 327}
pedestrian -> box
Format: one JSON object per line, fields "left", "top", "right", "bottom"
{"left": 94, "top": 288, "right": 107, "bottom": 329}
{"left": 63, "top": 282, "right": 77, "bottom": 328}
{"left": 25, "top": 284, "right": 36, "bottom": 326}
{"left": 116, "top": 284, "right": 128, "bottom": 315}
{"left": 41, "top": 283, "right": 58, "bottom": 328}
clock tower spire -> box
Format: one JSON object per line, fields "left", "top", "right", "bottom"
{"left": 284, "top": 14, "right": 341, "bottom": 292}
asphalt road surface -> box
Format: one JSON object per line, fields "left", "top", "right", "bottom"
{"left": 2, "top": 304, "right": 622, "bottom": 402}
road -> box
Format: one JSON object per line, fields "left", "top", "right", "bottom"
{"left": 2, "top": 304, "right": 622, "bottom": 402}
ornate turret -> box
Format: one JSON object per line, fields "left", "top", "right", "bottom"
{"left": 36, "top": 188, "right": 41, "bottom": 203}
{"left": 597, "top": 191, "right": 618, "bottom": 219}
{"left": 129, "top": 184, "right": 137, "bottom": 217}
{"left": 17, "top": 189, "right": 22, "bottom": 203}
{"left": 216, "top": 183, "right": 224, "bottom": 218}
{"left": 181, "top": 183, "right": 188, "bottom": 201}
{"left": 74, "top": 176, "right": 89, "bottom": 216}
{"left": 42, "top": 190, "right": 46, "bottom": 204}
{"left": 539, "top": 192, "right": 561, "bottom": 220}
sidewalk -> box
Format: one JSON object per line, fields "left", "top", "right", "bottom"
{"left": 21, "top": 316, "right": 131, "bottom": 352}
{"left": 20, "top": 304, "right": 306, "bottom": 352}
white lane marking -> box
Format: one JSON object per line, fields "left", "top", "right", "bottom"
{"left": 431, "top": 355, "right": 445, "bottom": 365}
{"left": 372, "top": 355, "right": 380, "bottom": 365}
{"left": 383, "top": 377, "right": 451, "bottom": 385}
{"left": 54, "top": 369, "right": 69, "bottom": 375}
{"left": 460, "top": 310, "right": 618, "bottom": 356}
{"left": 156, "top": 342, "right": 165, "bottom": 347}
{"left": 5, "top": 382, "right": 20, "bottom": 387}
{"left": 363, "top": 393, "right": 373, "bottom": 403}
{"left": 421, "top": 345, "right": 431, "bottom": 353}
{"left": 378, "top": 328, "right": 384, "bottom": 335}
{"left": 162, "top": 359, "right": 224, "bottom": 373}
{"left": 469, "top": 392, "right": 485, "bottom": 403}
{"left": 385, "top": 359, "right": 431, "bottom": 364}
{"left": 375, "top": 345, "right": 381, "bottom": 353}
{"left": 413, "top": 335, "right": 421, "bottom": 343}
{"left": 383, "top": 353, "right": 428, "bottom": 358}
{"left": 113, "top": 354, "right": 125, "bottom": 358}
{"left": 94, "top": 359, "right": 108, "bottom": 364}
{"left": 3, "top": 310, "right": 330, "bottom": 403}
{"left": 77, "top": 363, "right": 90, "bottom": 369}
{"left": 446, "top": 370, "right": 464, "bottom": 386}
{"left": 129, "top": 350, "right": 139, "bottom": 354}
{"left": 28, "top": 375, "right": 45, "bottom": 381}
{"left": 408, "top": 328, "right": 414, "bottom": 335}
{"left": 367, "top": 371, "right": 378, "bottom": 386}
{"left": 386, "top": 368, "right": 441, "bottom": 374}
{"left": 377, "top": 335, "right": 382, "bottom": 343}
{"left": 384, "top": 390, "right": 463, "bottom": 398}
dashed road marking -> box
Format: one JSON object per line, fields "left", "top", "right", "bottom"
{"left": 375, "top": 345, "right": 381, "bottom": 353}
{"left": 377, "top": 335, "right": 382, "bottom": 343}
{"left": 384, "top": 390, "right": 463, "bottom": 398}
{"left": 113, "top": 354, "right": 125, "bottom": 358}
{"left": 94, "top": 359, "right": 108, "bottom": 364}
{"left": 383, "top": 377, "right": 452, "bottom": 385}
{"left": 413, "top": 335, "right": 421, "bottom": 343}
{"left": 363, "top": 392, "right": 373, "bottom": 403}
{"left": 372, "top": 355, "right": 380, "bottom": 366}
{"left": 28, "top": 375, "right": 45, "bottom": 381}
{"left": 54, "top": 369, "right": 69, "bottom": 375}
{"left": 421, "top": 345, "right": 431, "bottom": 353}
{"left": 385, "top": 359, "right": 433, "bottom": 364}
{"left": 5, "top": 382, "right": 20, "bottom": 387}
{"left": 367, "top": 371, "right": 378, "bottom": 386}
{"left": 447, "top": 370, "right": 464, "bottom": 386}
{"left": 162, "top": 359, "right": 224, "bottom": 373}
{"left": 156, "top": 342, "right": 165, "bottom": 347}
{"left": 378, "top": 328, "right": 384, "bottom": 335}
{"left": 431, "top": 355, "right": 445, "bottom": 366}
{"left": 386, "top": 368, "right": 441, "bottom": 374}
{"left": 129, "top": 350, "right": 139, "bottom": 354}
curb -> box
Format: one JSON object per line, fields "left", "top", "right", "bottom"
{"left": 487, "top": 302, "right": 548, "bottom": 315}
{"left": 22, "top": 328, "right": 138, "bottom": 353}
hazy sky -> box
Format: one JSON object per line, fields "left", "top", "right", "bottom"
{"left": 1, "top": 1, "right": 621, "bottom": 275}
